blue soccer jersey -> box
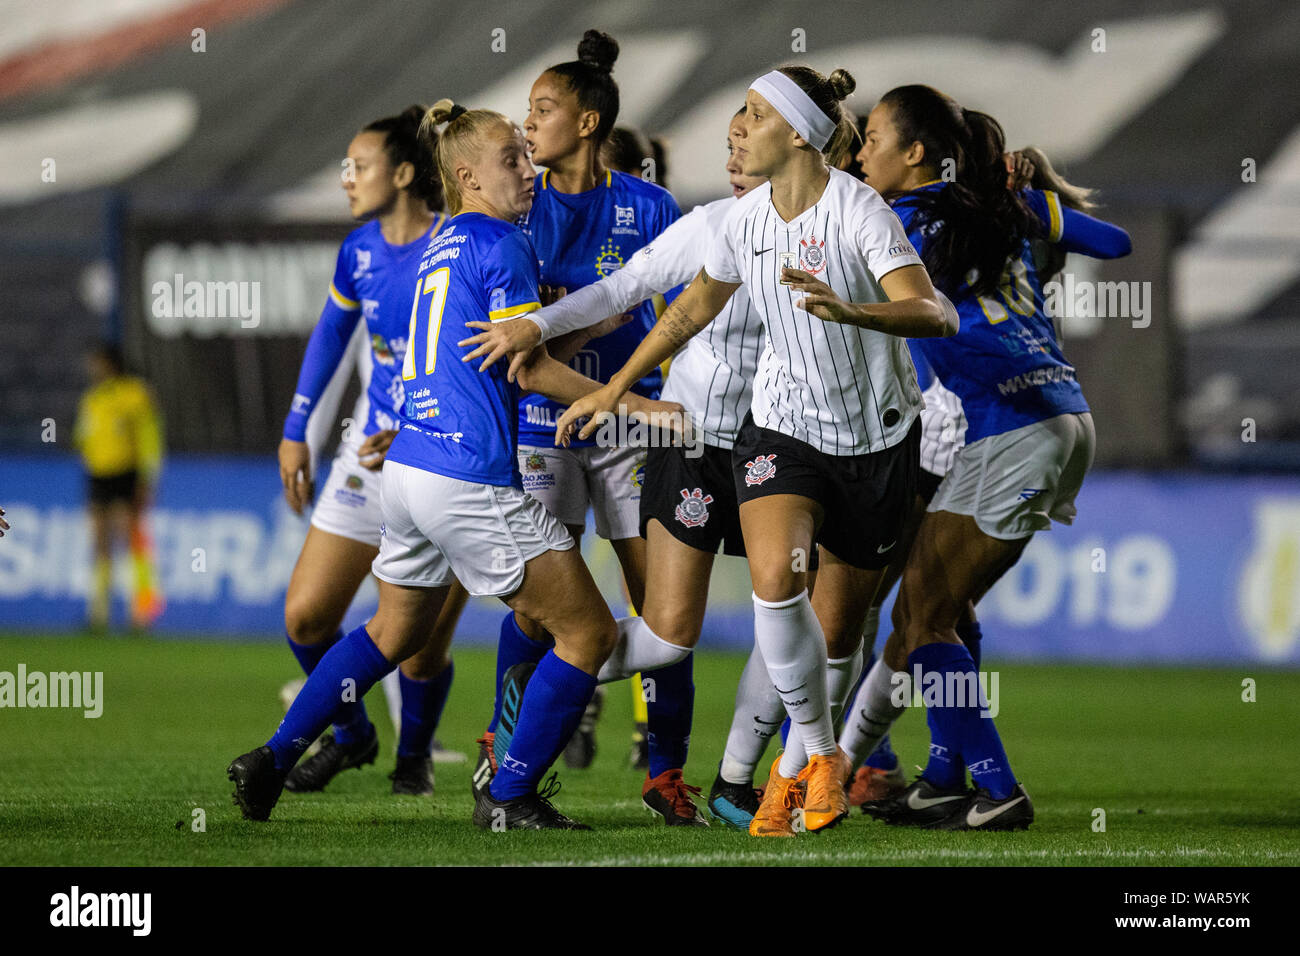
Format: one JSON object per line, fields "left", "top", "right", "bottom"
{"left": 284, "top": 215, "right": 451, "bottom": 442}
{"left": 893, "top": 183, "right": 1091, "bottom": 443}
{"left": 515, "top": 168, "right": 681, "bottom": 446}
{"left": 384, "top": 213, "right": 542, "bottom": 488}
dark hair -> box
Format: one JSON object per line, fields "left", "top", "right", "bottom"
{"left": 776, "top": 65, "right": 860, "bottom": 168}
{"left": 879, "top": 84, "right": 1038, "bottom": 298}
{"left": 545, "top": 29, "right": 621, "bottom": 146}
{"left": 649, "top": 137, "right": 669, "bottom": 190}
{"left": 93, "top": 342, "right": 124, "bottom": 374}
{"left": 363, "top": 104, "right": 444, "bottom": 211}
{"left": 601, "top": 126, "right": 652, "bottom": 175}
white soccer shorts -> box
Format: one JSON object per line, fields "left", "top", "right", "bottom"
{"left": 517, "top": 442, "right": 646, "bottom": 540}
{"left": 310, "top": 439, "right": 384, "bottom": 547}
{"left": 372, "top": 461, "right": 574, "bottom": 597}
{"left": 928, "top": 412, "right": 1095, "bottom": 540}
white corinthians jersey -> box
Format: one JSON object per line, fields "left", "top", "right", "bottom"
{"left": 655, "top": 199, "right": 763, "bottom": 449}
{"left": 532, "top": 196, "right": 763, "bottom": 450}
{"left": 705, "top": 167, "right": 926, "bottom": 456}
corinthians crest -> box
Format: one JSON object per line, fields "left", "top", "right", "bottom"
{"left": 744, "top": 454, "right": 777, "bottom": 486}
{"left": 675, "top": 488, "right": 714, "bottom": 528}
{"left": 799, "top": 235, "right": 826, "bottom": 275}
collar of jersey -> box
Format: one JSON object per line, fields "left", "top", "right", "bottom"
{"left": 540, "top": 168, "right": 612, "bottom": 191}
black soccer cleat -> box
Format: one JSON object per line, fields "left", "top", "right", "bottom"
{"left": 936, "top": 782, "right": 1034, "bottom": 831}
{"left": 389, "top": 754, "right": 434, "bottom": 796}
{"left": 492, "top": 662, "right": 535, "bottom": 773}
{"left": 706, "top": 768, "right": 761, "bottom": 830}
{"left": 227, "top": 745, "right": 286, "bottom": 822}
{"left": 563, "top": 684, "right": 604, "bottom": 769}
{"left": 472, "top": 773, "right": 591, "bottom": 831}
{"left": 869, "top": 776, "right": 973, "bottom": 828}
{"left": 283, "top": 725, "right": 379, "bottom": 793}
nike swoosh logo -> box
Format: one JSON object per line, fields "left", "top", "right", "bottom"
{"left": 907, "top": 790, "right": 967, "bottom": 810}
{"left": 966, "top": 795, "right": 1026, "bottom": 827}
{"left": 876, "top": 540, "right": 896, "bottom": 553}
{"left": 773, "top": 682, "right": 806, "bottom": 695}
{"left": 754, "top": 717, "right": 783, "bottom": 726}
{"left": 754, "top": 248, "right": 773, "bottom": 256}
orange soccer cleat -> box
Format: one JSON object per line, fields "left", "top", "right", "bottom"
{"left": 749, "top": 757, "right": 804, "bottom": 838}
{"left": 797, "top": 751, "right": 850, "bottom": 832}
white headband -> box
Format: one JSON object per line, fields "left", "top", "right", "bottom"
{"left": 748, "top": 70, "right": 837, "bottom": 151}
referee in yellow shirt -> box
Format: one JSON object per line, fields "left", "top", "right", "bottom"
{"left": 73, "top": 344, "right": 164, "bottom": 632}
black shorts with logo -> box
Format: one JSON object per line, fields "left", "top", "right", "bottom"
{"left": 731, "top": 413, "right": 920, "bottom": 570}
{"left": 88, "top": 469, "right": 139, "bottom": 506}
{"left": 640, "top": 441, "right": 746, "bottom": 557}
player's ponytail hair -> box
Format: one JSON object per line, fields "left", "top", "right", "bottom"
{"left": 880, "top": 84, "right": 1038, "bottom": 299}
{"left": 419, "top": 98, "right": 513, "bottom": 215}
{"left": 1021, "top": 145, "right": 1096, "bottom": 212}
{"left": 1019, "top": 145, "right": 1098, "bottom": 281}
{"left": 777, "top": 65, "right": 861, "bottom": 168}
{"left": 545, "top": 29, "right": 621, "bottom": 146}
{"left": 363, "top": 105, "right": 444, "bottom": 212}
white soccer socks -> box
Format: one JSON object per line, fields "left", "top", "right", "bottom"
{"left": 596, "top": 616, "right": 692, "bottom": 684}
{"left": 838, "top": 654, "right": 908, "bottom": 766}
{"left": 718, "top": 642, "right": 785, "bottom": 785}
{"left": 780, "top": 641, "right": 863, "bottom": 778}
{"left": 752, "top": 591, "right": 836, "bottom": 778}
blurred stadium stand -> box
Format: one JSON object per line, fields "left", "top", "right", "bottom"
{"left": 2, "top": 0, "right": 1298, "bottom": 661}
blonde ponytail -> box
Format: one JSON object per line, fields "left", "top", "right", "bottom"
{"left": 418, "top": 98, "right": 512, "bottom": 214}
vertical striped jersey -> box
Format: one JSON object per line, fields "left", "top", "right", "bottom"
{"left": 704, "top": 167, "right": 925, "bottom": 456}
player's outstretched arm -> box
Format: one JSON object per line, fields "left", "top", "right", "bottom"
{"left": 513, "top": 347, "right": 688, "bottom": 441}
{"left": 555, "top": 268, "right": 738, "bottom": 444}
{"left": 459, "top": 239, "right": 676, "bottom": 371}
{"left": 786, "top": 264, "right": 955, "bottom": 338}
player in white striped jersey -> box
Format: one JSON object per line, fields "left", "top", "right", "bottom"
{"left": 558, "top": 64, "right": 958, "bottom": 837}
{"left": 463, "top": 108, "right": 779, "bottom": 824}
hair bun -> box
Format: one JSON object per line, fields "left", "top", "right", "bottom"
{"left": 827, "top": 68, "right": 856, "bottom": 102}
{"left": 577, "top": 29, "right": 619, "bottom": 73}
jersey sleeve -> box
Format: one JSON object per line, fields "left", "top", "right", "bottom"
{"left": 483, "top": 229, "right": 543, "bottom": 322}
{"left": 328, "top": 237, "right": 360, "bottom": 312}
{"left": 856, "top": 200, "right": 925, "bottom": 282}
{"left": 703, "top": 203, "right": 744, "bottom": 284}
{"left": 1026, "top": 189, "right": 1132, "bottom": 259}
{"left": 529, "top": 205, "right": 709, "bottom": 340}
{"left": 283, "top": 242, "right": 364, "bottom": 442}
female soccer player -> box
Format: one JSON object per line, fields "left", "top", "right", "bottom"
{"left": 843, "top": 146, "right": 1119, "bottom": 809}
{"left": 464, "top": 107, "right": 784, "bottom": 826}
{"left": 834, "top": 85, "right": 1131, "bottom": 830}
{"left": 558, "top": 65, "right": 956, "bottom": 837}
{"left": 230, "top": 99, "right": 691, "bottom": 830}
{"left": 470, "top": 29, "right": 683, "bottom": 802}
{"left": 275, "top": 106, "right": 464, "bottom": 797}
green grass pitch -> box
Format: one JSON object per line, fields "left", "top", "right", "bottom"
{"left": 1, "top": 634, "right": 1297, "bottom": 866}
